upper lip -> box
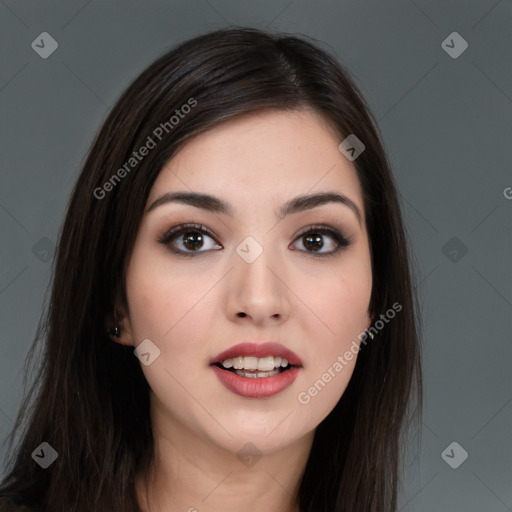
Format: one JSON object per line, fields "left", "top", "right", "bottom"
{"left": 210, "top": 342, "right": 303, "bottom": 367}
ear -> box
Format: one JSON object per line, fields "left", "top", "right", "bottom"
{"left": 105, "top": 306, "right": 134, "bottom": 347}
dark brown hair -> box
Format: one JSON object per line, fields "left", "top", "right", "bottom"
{"left": 0, "top": 27, "right": 422, "bottom": 512}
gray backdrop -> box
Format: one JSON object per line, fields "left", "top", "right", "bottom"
{"left": 1, "top": 1, "right": 511, "bottom": 510}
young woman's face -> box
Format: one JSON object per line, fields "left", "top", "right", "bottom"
{"left": 120, "top": 109, "right": 372, "bottom": 455}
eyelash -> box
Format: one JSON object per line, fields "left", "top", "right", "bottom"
{"left": 157, "top": 223, "right": 352, "bottom": 258}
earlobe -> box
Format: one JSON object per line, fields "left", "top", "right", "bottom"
{"left": 107, "top": 326, "right": 132, "bottom": 346}
{"left": 105, "top": 310, "right": 133, "bottom": 347}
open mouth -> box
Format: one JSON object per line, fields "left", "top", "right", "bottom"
{"left": 214, "top": 361, "right": 296, "bottom": 379}
{"left": 210, "top": 352, "right": 301, "bottom": 398}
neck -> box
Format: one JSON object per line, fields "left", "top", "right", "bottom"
{"left": 136, "top": 397, "right": 313, "bottom": 512}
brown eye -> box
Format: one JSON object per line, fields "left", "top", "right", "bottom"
{"left": 302, "top": 233, "right": 324, "bottom": 252}
{"left": 291, "top": 225, "right": 352, "bottom": 257}
{"left": 158, "top": 224, "right": 222, "bottom": 256}
{"left": 181, "top": 231, "right": 205, "bottom": 251}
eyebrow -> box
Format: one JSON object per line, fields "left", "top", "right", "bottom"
{"left": 146, "top": 191, "right": 362, "bottom": 226}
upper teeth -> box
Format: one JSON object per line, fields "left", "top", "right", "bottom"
{"left": 221, "top": 356, "right": 289, "bottom": 371}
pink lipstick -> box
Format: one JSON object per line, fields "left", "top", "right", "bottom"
{"left": 210, "top": 342, "right": 302, "bottom": 399}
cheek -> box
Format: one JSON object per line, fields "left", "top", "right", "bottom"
{"left": 292, "top": 255, "right": 371, "bottom": 410}
{"left": 126, "top": 247, "right": 213, "bottom": 342}
{"left": 125, "top": 264, "right": 215, "bottom": 403}
{"left": 293, "top": 258, "right": 372, "bottom": 344}
{"left": 330, "top": 274, "right": 371, "bottom": 333}
{"left": 295, "top": 275, "right": 368, "bottom": 419}
{"left": 125, "top": 256, "right": 224, "bottom": 404}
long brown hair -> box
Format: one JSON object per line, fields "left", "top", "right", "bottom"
{"left": 0, "top": 27, "right": 422, "bottom": 512}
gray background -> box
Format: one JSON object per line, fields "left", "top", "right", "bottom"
{"left": 1, "top": 1, "right": 511, "bottom": 510}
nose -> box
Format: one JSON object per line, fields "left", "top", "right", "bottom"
{"left": 224, "top": 246, "right": 291, "bottom": 327}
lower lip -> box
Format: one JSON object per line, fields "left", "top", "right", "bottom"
{"left": 211, "top": 365, "right": 300, "bottom": 398}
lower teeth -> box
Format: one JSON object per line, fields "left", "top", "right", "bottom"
{"left": 234, "top": 369, "right": 281, "bottom": 378}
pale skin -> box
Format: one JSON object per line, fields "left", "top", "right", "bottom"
{"left": 109, "top": 109, "right": 373, "bottom": 511}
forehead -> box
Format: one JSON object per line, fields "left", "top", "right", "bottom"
{"left": 147, "top": 109, "right": 365, "bottom": 219}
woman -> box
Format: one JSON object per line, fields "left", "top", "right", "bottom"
{"left": 0, "top": 27, "right": 422, "bottom": 511}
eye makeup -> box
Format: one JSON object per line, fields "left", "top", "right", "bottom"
{"left": 157, "top": 222, "right": 353, "bottom": 258}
